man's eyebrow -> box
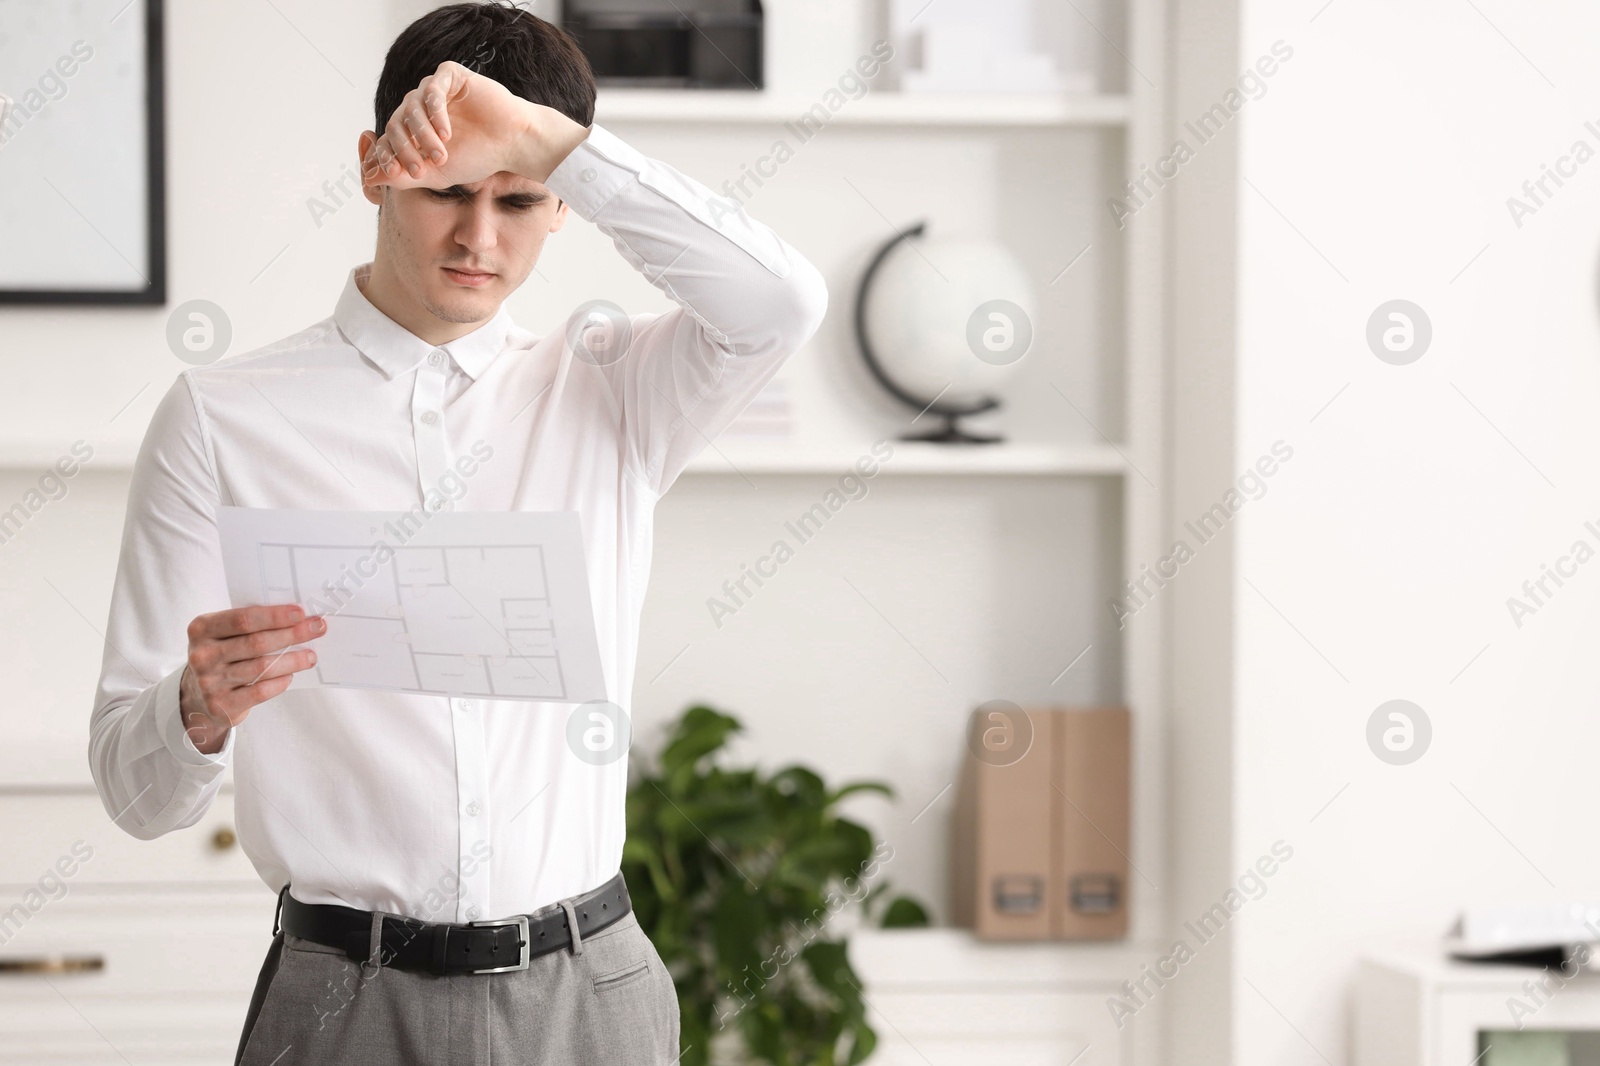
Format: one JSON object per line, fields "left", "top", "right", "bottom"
{"left": 440, "top": 184, "right": 549, "bottom": 204}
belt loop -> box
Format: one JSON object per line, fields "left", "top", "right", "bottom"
{"left": 362, "top": 910, "right": 385, "bottom": 978}
{"left": 273, "top": 884, "right": 287, "bottom": 938}
{"left": 560, "top": 899, "right": 583, "bottom": 955}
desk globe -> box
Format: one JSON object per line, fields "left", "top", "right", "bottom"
{"left": 853, "top": 220, "right": 1038, "bottom": 443}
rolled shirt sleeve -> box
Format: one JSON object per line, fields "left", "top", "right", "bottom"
{"left": 544, "top": 122, "right": 830, "bottom": 495}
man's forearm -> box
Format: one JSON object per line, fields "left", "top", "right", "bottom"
{"left": 540, "top": 122, "right": 829, "bottom": 361}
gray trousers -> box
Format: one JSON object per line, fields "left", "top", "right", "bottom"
{"left": 233, "top": 900, "right": 681, "bottom": 1065}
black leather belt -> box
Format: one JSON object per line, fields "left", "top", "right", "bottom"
{"left": 275, "top": 871, "right": 631, "bottom": 976}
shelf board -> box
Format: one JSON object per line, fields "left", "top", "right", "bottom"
{"left": 850, "top": 927, "right": 1165, "bottom": 988}
{"left": 594, "top": 89, "right": 1131, "bottom": 128}
{"left": 682, "top": 440, "right": 1130, "bottom": 476}
{"left": 0, "top": 440, "right": 1132, "bottom": 477}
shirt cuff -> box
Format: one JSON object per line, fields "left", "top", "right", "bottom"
{"left": 544, "top": 122, "right": 640, "bottom": 220}
{"left": 154, "top": 662, "right": 236, "bottom": 767}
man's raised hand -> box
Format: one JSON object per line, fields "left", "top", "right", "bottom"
{"left": 362, "top": 60, "right": 590, "bottom": 191}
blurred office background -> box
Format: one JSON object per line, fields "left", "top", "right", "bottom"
{"left": 3, "top": 0, "right": 1599, "bottom": 1064}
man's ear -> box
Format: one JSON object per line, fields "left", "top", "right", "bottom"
{"left": 549, "top": 199, "right": 570, "bottom": 233}
{"left": 358, "top": 130, "right": 385, "bottom": 208}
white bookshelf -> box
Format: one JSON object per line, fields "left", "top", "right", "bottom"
{"left": 659, "top": 2, "right": 1173, "bottom": 1063}
{"left": 595, "top": 88, "right": 1133, "bottom": 127}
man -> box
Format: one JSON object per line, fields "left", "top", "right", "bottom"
{"left": 86, "top": 4, "right": 827, "bottom": 1064}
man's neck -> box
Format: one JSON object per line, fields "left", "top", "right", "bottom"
{"left": 360, "top": 258, "right": 489, "bottom": 347}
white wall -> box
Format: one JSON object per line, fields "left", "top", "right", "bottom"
{"left": 1229, "top": 1, "right": 1600, "bottom": 1061}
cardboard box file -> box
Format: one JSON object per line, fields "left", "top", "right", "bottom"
{"left": 951, "top": 705, "right": 1130, "bottom": 940}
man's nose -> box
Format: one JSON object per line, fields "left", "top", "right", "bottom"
{"left": 453, "top": 204, "right": 499, "bottom": 251}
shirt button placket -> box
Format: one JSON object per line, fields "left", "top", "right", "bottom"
{"left": 414, "top": 351, "right": 450, "bottom": 512}
{"left": 412, "top": 353, "right": 487, "bottom": 921}
{"left": 452, "top": 696, "right": 491, "bottom": 923}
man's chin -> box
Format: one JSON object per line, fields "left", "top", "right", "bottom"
{"left": 425, "top": 285, "right": 499, "bottom": 324}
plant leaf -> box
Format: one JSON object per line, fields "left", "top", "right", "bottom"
{"left": 880, "top": 896, "right": 931, "bottom": 928}
{"left": 824, "top": 781, "right": 894, "bottom": 806}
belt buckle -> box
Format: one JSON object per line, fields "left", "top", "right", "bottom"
{"left": 464, "top": 915, "right": 530, "bottom": 974}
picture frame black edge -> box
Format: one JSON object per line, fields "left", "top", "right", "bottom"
{"left": 146, "top": 0, "right": 168, "bottom": 306}
{"left": 0, "top": 0, "right": 168, "bottom": 307}
{"left": 0, "top": 290, "right": 166, "bottom": 306}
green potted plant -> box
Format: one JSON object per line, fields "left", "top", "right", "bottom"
{"left": 624, "top": 704, "right": 929, "bottom": 1066}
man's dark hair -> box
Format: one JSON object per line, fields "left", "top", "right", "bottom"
{"left": 374, "top": 1, "right": 596, "bottom": 142}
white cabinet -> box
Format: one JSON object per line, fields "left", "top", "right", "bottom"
{"left": 0, "top": 792, "right": 259, "bottom": 886}
{"left": 851, "top": 929, "right": 1157, "bottom": 1066}
{"left": 1357, "top": 942, "right": 1600, "bottom": 1066}
{"left": 0, "top": 792, "right": 276, "bottom": 1066}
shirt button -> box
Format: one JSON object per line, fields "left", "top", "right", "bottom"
{"left": 427, "top": 498, "right": 444, "bottom": 512}
{"left": 421, "top": 410, "right": 438, "bottom": 425}
{"left": 428, "top": 351, "right": 444, "bottom": 369}
{"left": 581, "top": 167, "right": 597, "bottom": 183}
{"left": 455, "top": 699, "right": 471, "bottom": 712}
{"left": 465, "top": 801, "right": 481, "bottom": 816}
{"left": 466, "top": 906, "right": 482, "bottom": 921}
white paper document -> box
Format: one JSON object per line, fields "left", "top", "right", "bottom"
{"left": 217, "top": 507, "right": 607, "bottom": 703}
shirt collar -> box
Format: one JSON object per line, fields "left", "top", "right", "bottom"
{"left": 334, "top": 261, "right": 514, "bottom": 382}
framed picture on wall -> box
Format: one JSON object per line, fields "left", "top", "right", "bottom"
{"left": 0, "top": 0, "right": 166, "bottom": 304}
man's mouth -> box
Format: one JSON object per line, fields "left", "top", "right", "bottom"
{"left": 443, "top": 266, "right": 496, "bottom": 287}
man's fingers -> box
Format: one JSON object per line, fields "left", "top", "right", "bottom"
{"left": 191, "top": 603, "right": 305, "bottom": 643}
{"left": 201, "top": 674, "right": 293, "bottom": 728}
{"left": 231, "top": 647, "right": 317, "bottom": 689}
{"left": 182, "top": 605, "right": 320, "bottom": 741}
{"left": 368, "top": 64, "right": 471, "bottom": 183}
{"left": 215, "top": 613, "right": 325, "bottom": 665}
{"left": 365, "top": 136, "right": 415, "bottom": 189}
{"left": 419, "top": 75, "right": 454, "bottom": 143}
{"left": 385, "top": 109, "right": 428, "bottom": 178}
{"left": 403, "top": 100, "right": 447, "bottom": 166}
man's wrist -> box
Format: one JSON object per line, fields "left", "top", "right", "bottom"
{"left": 515, "top": 102, "right": 591, "bottom": 183}
{"left": 178, "top": 667, "right": 229, "bottom": 756}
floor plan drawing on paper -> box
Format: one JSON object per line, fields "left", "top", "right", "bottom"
{"left": 257, "top": 541, "right": 570, "bottom": 699}
{"left": 219, "top": 508, "right": 608, "bottom": 704}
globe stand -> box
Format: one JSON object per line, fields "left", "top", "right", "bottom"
{"left": 904, "top": 411, "right": 1003, "bottom": 445}
{"left": 853, "top": 220, "right": 1007, "bottom": 446}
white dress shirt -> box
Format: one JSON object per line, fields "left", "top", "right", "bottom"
{"left": 88, "top": 122, "right": 828, "bottom": 922}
